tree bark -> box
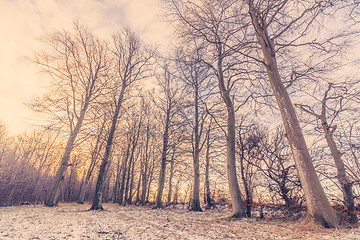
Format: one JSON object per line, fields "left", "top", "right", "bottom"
{"left": 118, "top": 141, "right": 131, "bottom": 205}
{"left": 191, "top": 86, "right": 202, "bottom": 211}
{"left": 90, "top": 87, "right": 125, "bottom": 210}
{"left": 78, "top": 125, "right": 105, "bottom": 204}
{"left": 154, "top": 108, "right": 170, "bottom": 209}
{"left": 167, "top": 156, "right": 175, "bottom": 205}
{"left": 135, "top": 169, "right": 142, "bottom": 204}
{"left": 123, "top": 153, "right": 133, "bottom": 205}
{"left": 39, "top": 24, "right": 104, "bottom": 207}
{"left": 216, "top": 49, "right": 245, "bottom": 218}
{"left": 319, "top": 86, "right": 357, "bottom": 224}
{"left": 249, "top": 3, "right": 339, "bottom": 227}
{"left": 113, "top": 155, "right": 123, "bottom": 203}
{"left": 141, "top": 124, "right": 150, "bottom": 204}
{"left": 204, "top": 122, "right": 213, "bottom": 208}
{"left": 46, "top": 108, "right": 87, "bottom": 207}
{"left": 296, "top": 95, "right": 358, "bottom": 224}
{"left": 321, "top": 119, "right": 358, "bottom": 223}
{"left": 124, "top": 122, "right": 141, "bottom": 205}
{"left": 146, "top": 153, "right": 155, "bottom": 203}
{"left": 239, "top": 144, "right": 252, "bottom": 217}
{"left": 128, "top": 159, "right": 136, "bottom": 205}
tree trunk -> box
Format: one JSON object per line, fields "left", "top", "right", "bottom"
{"left": 118, "top": 142, "right": 131, "bottom": 205}
{"left": 249, "top": 4, "right": 339, "bottom": 227}
{"left": 141, "top": 126, "right": 150, "bottom": 204}
{"left": 280, "top": 183, "right": 294, "bottom": 209}
{"left": 135, "top": 170, "right": 142, "bottom": 204}
{"left": 45, "top": 113, "right": 84, "bottom": 207}
{"left": 78, "top": 150, "right": 100, "bottom": 204}
{"left": 226, "top": 109, "right": 246, "bottom": 218}
{"left": 89, "top": 136, "right": 113, "bottom": 210}
{"left": 78, "top": 171, "right": 89, "bottom": 204}
{"left": 113, "top": 156, "right": 123, "bottom": 203}
{"left": 155, "top": 151, "right": 167, "bottom": 208}
{"left": 174, "top": 180, "right": 180, "bottom": 205}
{"left": 204, "top": 121, "right": 213, "bottom": 207}
{"left": 124, "top": 119, "right": 142, "bottom": 205}
{"left": 167, "top": 154, "right": 175, "bottom": 205}
{"left": 154, "top": 110, "right": 170, "bottom": 209}
{"left": 146, "top": 154, "right": 155, "bottom": 203}
{"left": 103, "top": 170, "right": 113, "bottom": 202}
{"left": 216, "top": 50, "right": 245, "bottom": 218}
{"left": 237, "top": 128, "right": 252, "bottom": 217}
{"left": 90, "top": 87, "right": 125, "bottom": 210}
{"left": 191, "top": 87, "right": 202, "bottom": 211}
{"left": 297, "top": 96, "right": 358, "bottom": 224}
{"left": 66, "top": 162, "right": 77, "bottom": 202}
{"left": 240, "top": 150, "right": 252, "bottom": 217}
{"left": 128, "top": 158, "right": 136, "bottom": 205}
{"left": 320, "top": 117, "right": 358, "bottom": 224}
{"left": 79, "top": 119, "right": 105, "bottom": 204}
{"left": 123, "top": 156, "right": 133, "bottom": 205}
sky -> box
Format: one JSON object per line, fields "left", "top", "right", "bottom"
{"left": 0, "top": 0, "right": 170, "bottom": 135}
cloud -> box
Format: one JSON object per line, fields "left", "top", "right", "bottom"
{"left": 120, "top": 0, "right": 172, "bottom": 50}
{"left": 0, "top": 0, "right": 170, "bottom": 134}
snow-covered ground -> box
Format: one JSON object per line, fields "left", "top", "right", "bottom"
{"left": 0, "top": 203, "right": 359, "bottom": 239}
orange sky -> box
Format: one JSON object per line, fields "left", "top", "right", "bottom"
{"left": 0, "top": 0, "right": 169, "bottom": 135}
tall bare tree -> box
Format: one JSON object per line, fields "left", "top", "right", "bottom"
{"left": 138, "top": 97, "right": 157, "bottom": 205}
{"left": 244, "top": 0, "right": 355, "bottom": 227}
{"left": 153, "top": 63, "right": 183, "bottom": 209}
{"left": 30, "top": 23, "right": 110, "bottom": 207}
{"left": 203, "top": 119, "right": 216, "bottom": 208}
{"left": 175, "top": 45, "right": 213, "bottom": 211}
{"left": 170, "top": 0, "right": 252, "bottom": 217}
{"left": 296, "top": 82, "right": 359, "bottom": 224}
{"left": 123, "top": 112, "right": 143, "bottom": 205}
{"left": 78, "top": 112, "right": 108, "bottom": 204}
{"left": 90, "top": 28, "right": 153, "bottom": 210}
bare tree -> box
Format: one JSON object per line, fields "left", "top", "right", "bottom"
{"left": 78, "top": 113, "right": 108, "bottom": 204}
{"left": 204, "top": 119, "right": 214, "bottom": 208}
{"left": 342, "top": 119, "right": 360, "bottom": 195}
{"left": 166, "top": 146, "right": 177, "bottom": 205}
{"left": 123, "top": 112, "right": 143, "bottom": 205}
{"left": 170, "top": 0, "right": 251, "bottom": 217}
{"left": 0, "top": 128, "right": 63, "bottom": 206}
{"left": 258, "top": 127, "right": 302, "bottom": 209}
{"left": 245, "top": 0, "right": 351, "bottom": 227}
{"left": 153, "top": 63, "right": 184, "bottom": 209}
{"left": 90, "top": 28, "right": 153, "bottom": 210}
{"left": 236, "top": 121, "right": 261, "bottom": 217}
{"left": 117, "top": 128, "right": 134, "bottom": 205}
{"left": 296, "top": 81, "right": 359, "bottom": 224}
{"left": 30, "top": 22, "right": 110, "bottom": 207}
{"left": 175, "top": 44, "right": 213, "bottom": 211}
{"left": 140, "top": 121, "right": 153, "bottom": 205}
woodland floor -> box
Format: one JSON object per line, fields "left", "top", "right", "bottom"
{"left": 0, "top": 203, "right": 360, "bottom": 240}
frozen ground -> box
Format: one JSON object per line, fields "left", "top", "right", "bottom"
{"left": 0, "top": 203, "right": 359, "bottom": 239}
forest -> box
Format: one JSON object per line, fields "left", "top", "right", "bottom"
{"left": 1, "top": 0, "right": 360, "bottom": 233}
